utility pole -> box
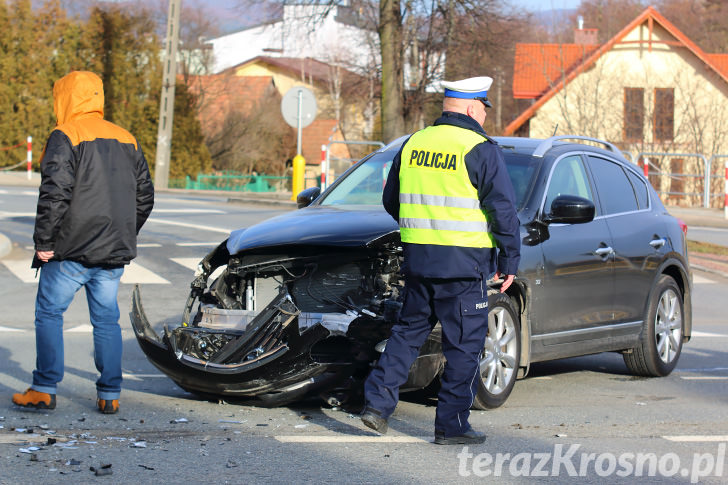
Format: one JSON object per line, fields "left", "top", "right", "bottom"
{"left": 154, "top": 0, "right": 182, "bottom": 189}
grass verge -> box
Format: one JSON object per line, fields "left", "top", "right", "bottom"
{"left": 688, "top": 239, "right": 728, "bottom": 256}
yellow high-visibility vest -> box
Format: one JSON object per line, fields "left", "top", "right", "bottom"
{"left": 398, "top": 125, "right": 496, "bottom": 248}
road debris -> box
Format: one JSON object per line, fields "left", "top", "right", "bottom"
{"left": 138, "top": 464, "right": 155, "bottom": 470}
{"left": 90, "top": 464, "right": 113, "bottom": 476}
{"left": 131, "top": 441, "right": 147, "bottom": 448}
{"left": 19, "top": 447, "right": 40, "bottom": 453}
{"left": 171, "top": 418, "right": 189, "bottom": 423}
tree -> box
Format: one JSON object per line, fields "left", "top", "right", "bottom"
{"left": 171, "top": 80, "right": 212, "bottom": 179}
{"left": 379, "top": 0, "right": 405, "bottom": 140}
{"left": 203, "top": 88, "right": 295, "bottom": 175}
{"left": 655, "top": 0, "right": 728, "bottom": 53}
{"left": 235, "top": 0, "right": 528, "bottom": 142}
{"left": 82, "top": 3, "right": 211, "bottom": 179}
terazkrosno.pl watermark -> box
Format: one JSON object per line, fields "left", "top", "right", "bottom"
{"left": 457, "top": 443, "right": 726, "bottom": 483}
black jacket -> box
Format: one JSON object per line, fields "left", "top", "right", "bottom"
{"left": 33, "top": 71, "right": 154, "bottom": 267}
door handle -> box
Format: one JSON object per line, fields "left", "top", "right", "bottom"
{"left": 594, "top": 246, "right": 614, "bottom": 257}
{"left": 649, "top": 238, "right": 666, "bottom": 249}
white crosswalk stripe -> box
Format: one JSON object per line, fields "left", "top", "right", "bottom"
{"left": 1, "top": 259, "right": 37, "bottom": 283}
{"left": 175, "top": 242, "right": 219, "bottom": 247}
{"left": 120, "top": 261, "right": 170, "bottom": 284}
{"left": 170, "top": 258, "right": 200, "bottom": 271}
{"left": 1, "top": 259, "right": 171, "bottom": 284}
{"left": 152, "top": 209, "right": 225, "bottom": 214}
{"left": 0, "top": 325, "right": 24, "bottom": 332}
{"left": 693, "top": 274, "right": 716, "bottom": 284}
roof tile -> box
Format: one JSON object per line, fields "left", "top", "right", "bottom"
{"left": 513, "top": 43, "right": 598, "bottom": 99}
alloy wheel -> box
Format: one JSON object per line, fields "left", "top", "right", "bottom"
{"left": 480, "top": 305, "right": 518, "bottom": 395}
{"left": 654, "top": 287, "right": 682, "bottom": 364}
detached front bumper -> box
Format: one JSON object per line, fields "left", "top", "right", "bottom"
{"left": 130, "top": 285, "right": 352, "bottom": 398}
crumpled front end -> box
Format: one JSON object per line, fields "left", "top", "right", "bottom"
{"left": 131, "top": 239, "right": 405, "bottom": 406}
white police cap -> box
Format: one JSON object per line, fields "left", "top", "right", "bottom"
{"left": 441, "top": 76, "right": 493, "bottom": 107}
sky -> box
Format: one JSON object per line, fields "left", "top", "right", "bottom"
{"left": 514, "top": 0, "right": 583, "bottom": 12}
{"left": 192, "top": 0, "right": 584, "bottom": 35}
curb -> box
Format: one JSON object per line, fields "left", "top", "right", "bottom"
{"left": 690, "top": 263, "right": 728, "bottom": 280}
{"left": 226, "top": 196, "right": 297, "bottom": 208}
{"left": 0, "top": 232, "right": 11, "bottom": 259}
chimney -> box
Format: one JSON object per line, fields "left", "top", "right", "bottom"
{"left": 574, "top": 16, "right": 598, "bottom": 45}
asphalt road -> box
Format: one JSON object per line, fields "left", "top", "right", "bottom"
{"left": 1, "top": 187, "right": 727, "bottom": 484}
{"left": 688, "top": 227, "right": 728, "bottom": 247}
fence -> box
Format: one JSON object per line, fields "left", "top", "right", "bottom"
{"left": 173, "top": 148, "right": 728, "bottom": 218}
{"left": 180, "top": 172, "right": 322, "bottom": 192}
{"left": 630, "top": 152, "right": 727, "bottom": 212}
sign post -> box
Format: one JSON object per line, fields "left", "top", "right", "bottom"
{"left": 281, "top": 86, "right": 316, "bottom": 199}
{"left": 26, "top": 136, "right": 32, "bottom": 180}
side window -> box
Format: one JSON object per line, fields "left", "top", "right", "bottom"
{"left": 625, "top": 169, "right": 649, "bottom": 209}
{"left": 588, "top": 156, "right": 639, "bottom": 215}
{"left": 544, "top": 155, "right": 594, "bottom": 214}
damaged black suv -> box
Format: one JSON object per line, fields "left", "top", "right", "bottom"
{"left": 131, "top": 135, "right": 692, "bottom": 409}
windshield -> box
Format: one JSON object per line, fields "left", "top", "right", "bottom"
{"left": 319, "top": 148, "right": 539, "bottom": 210}
{"left": 320, "top": 150, "right": 395, "bottom": 207}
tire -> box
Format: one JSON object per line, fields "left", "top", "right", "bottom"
{"left": 623, "top": 275, "right": 684, "bottom": 377}
{"left": 472, "top": 293, "right": 521, "bottom": 410}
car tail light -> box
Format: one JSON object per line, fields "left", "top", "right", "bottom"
{"left": 677, "top": 218, "right": 688, "bottom": 237}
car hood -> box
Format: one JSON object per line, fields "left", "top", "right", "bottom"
{"left": 227, "top": 205, "right": 400, "bottom": 254}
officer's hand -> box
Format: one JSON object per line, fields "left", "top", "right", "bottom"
{"left": 500, "top": 274, "right": 515, "bottom": 293}
{"left": 494, "top": 271, "right": 515, "bottom": 293}
{"left": 36, "top": 250, "right": 54, "bottom": 262}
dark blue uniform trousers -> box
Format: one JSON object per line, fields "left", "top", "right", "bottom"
{"left": 364, "top": 275, "right": 489, "bottom": 437}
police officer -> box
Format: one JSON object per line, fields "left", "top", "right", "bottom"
{"left": 361, "top": 76, "right": 520, "bottom": 445}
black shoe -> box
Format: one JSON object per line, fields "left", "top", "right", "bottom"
{"left": 434, "top": 428, "right": 486, "bottom": 445}
{"left": 361, "top": 407, "right": 388, "bottom": 434}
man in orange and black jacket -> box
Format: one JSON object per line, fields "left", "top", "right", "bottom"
{"left": 12, "top": 71, "right": 154, "bottom": 414}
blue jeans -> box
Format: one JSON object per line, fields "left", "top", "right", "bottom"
{"left": 31, "top": 260, "right": 124, "bottom": 400}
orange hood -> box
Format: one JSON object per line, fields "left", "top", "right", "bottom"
{"left": 53, "top": 71, "right": 105, "bottom": 126}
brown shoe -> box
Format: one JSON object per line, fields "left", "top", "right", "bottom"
{"left": 97, "top": 398, "right": 119, "bottom": 414}
{"left": 12, "top": 388, "right": 56, "bottom": 410}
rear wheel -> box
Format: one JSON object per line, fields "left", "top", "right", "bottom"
{"left": 623, "top": 275, "right": 684, "bottom": 377}
{"left": 472, "top": 293, "right": 520, "bottom": 410}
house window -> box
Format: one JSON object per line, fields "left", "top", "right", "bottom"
{"left": 654, "top": 88, "right": 674, "bottom": 142}
{"left": 624, "top": 87, "right": 644, "bottom": 141}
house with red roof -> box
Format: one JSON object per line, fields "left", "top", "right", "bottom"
{"left": 185, "top": 59, "right": 365, "bottom": 181}
{"left": 506, "top": 6, "right": 728, "bottom": 164}
{"left": 231, "top": 56, "right": 372, "bottom": 158}
{"left": 185, "top": 74, "right": 279, "bottom": 137}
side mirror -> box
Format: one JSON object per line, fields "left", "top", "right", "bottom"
{"left": 545, "top": 195, "right": 595, "bottom": 224}
{"left": 296, "top": 186, "right": 321, "bottom": 209}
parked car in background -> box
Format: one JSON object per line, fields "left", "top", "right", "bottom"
{"left": 131, "top": 135, "right": 692, "bottom": 409}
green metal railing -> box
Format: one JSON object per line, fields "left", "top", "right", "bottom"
{"left": 184, "top": 173, "right": 290, "bottom": 192}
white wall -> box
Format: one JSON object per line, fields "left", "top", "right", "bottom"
{"left": 208, "top": 5, "right": 378, "bottom": 74}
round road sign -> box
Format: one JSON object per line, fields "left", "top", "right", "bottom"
{"left": 281, "top": 86, "right": 317, "bottom": 129}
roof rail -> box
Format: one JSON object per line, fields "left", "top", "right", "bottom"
{"left": 532, "top": 135, "right": 621, "bottom": 158}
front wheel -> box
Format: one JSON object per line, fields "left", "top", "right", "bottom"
{"left": 472, "top": 293, "right": 521, "bottom": 410}
{"left": 623, "top": 275, "right": 684, "bottom": 377}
